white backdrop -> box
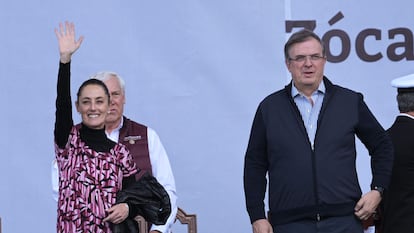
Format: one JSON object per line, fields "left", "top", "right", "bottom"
{"left": 0, "top": 0, "right": 412, "bottom": 232}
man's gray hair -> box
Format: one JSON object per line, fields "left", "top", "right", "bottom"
{"left": 90, "top": 71, "right": 126, "bottom": 93}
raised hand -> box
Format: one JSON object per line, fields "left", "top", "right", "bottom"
{"left": 54, "top": 21, "right": 84, "bottom": 63}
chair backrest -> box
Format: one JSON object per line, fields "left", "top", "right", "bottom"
{"left": 174, "top": 207, "right": 197, "bottom": 233}
{"left": 135, "top": 207, "right": 197, "bottom": 233}
{"left": 135, "top": 215, "right": 148, "bottom": 233}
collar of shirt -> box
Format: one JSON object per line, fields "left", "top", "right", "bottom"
{"left": 106, "top": 117, "right": 124, "bottom": 143}
{"left": 291, "top": 80, "right": 326, "bottom": 99}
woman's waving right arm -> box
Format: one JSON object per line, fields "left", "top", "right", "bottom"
{"left": 54, "top": 22, "right": 84, "bottom": 148}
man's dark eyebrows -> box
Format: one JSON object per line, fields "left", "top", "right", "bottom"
{"left": 294, "top": 53, "right": 321, "bottom": 57}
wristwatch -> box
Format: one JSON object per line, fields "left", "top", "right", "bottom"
{"left": 372, "top": 186, "right": 384, "bottom": 197}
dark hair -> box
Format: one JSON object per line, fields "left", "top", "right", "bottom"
{"left": 284, "top": 29, "right": 326, "bottom": 60}
{"left": 397, "top": 92, "right": 414, "bottom": 113}
{"left": 76, "top": 78, "right": 110, "bottom": 103}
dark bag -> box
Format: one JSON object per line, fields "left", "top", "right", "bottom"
{"left": 111, "top": 172, "right": 171, "bottom": 233}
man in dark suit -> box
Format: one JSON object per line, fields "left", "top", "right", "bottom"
{"left": 381, "top": 74, "right": 414, "bottom": 233}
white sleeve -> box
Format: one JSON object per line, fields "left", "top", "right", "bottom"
{"left": 147, "top": 127, "right": 178, "bottom": 233}
{"left": 51, "top": 159, "right": 59, "bottom": 202}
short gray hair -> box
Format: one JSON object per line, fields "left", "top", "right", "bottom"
{"left": 90, "top": 71, "right": 126, "bottom": 93}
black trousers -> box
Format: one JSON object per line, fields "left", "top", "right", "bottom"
{"left": 273, "top": 215, "right": 364, "bottom": 233}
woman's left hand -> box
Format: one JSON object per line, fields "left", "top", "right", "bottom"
{"left": 103, "top": 203, "right": 129, "bottom": 224}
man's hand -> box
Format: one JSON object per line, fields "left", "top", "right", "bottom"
{"left": 54, "top": 21, "right": 84, "bottom": 64}
{"left": 252, "top": 219, "right": 273, "bottom": 233}
{"left": 103, "top": 203, "right": 129, "bottom": 224}
{"left": 354, "top": 190, "right": 381, "bottom": 221}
